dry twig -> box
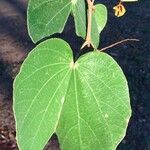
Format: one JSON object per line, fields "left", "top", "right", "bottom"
{"left": 99, "top": 38, "right": 140, "bottom": 52}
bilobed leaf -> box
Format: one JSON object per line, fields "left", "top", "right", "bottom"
{"left": 14, "top": 39, "right": 131, "bottom": 150}
{"left": 91, "top": 4, "right": 108, "bottom": 48}
{"left": 27, "top": 0, "right": 72, "bottom": 43}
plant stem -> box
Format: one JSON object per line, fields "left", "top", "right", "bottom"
{"left": 81, "top": 0, "right": 94, "bottom": 49}
{"left": 99, "top": 38, "right": 140, "bottom": 52}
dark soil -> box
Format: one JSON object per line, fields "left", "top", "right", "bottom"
{"left": 0, "top": 0, "right": 149, "bottom": 150}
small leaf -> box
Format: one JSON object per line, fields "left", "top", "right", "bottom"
{"left": 14, "top": 39, "right": 131, "bottom": 150}
{"left": 72, "top": 0, "right": 86, "bottom": 39}
{"left": 27, "top": 0, "right": 72, "bottom": 43}
{"left": 91, "top": 4, "right": 108, "bottom": 48}
{"left": 94, "top": 4, "right": 108, "bottom": 33}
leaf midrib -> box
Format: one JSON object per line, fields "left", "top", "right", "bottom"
{"left": 74, "top": 70, "right": 82, "bottom": 150}
{"left": 78, "top": 69, "right": 113, "bottom": 149}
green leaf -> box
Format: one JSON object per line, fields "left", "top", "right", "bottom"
{"left": 91, "top": 4, "right": 108, "bottom": 48}
{"left": 14, "top": 39, "right": 131, "bottom": 150}
{"left": 94, "top": 4, "right": 108, "bottom": 33}
{"left": 13, "top": 39, "right": 73, "bottom": 150}
{"left": 71, "top": 0, "right": 86, "bottom": 39}
{"left": 27, "top": 0, "right": 72, "bottom": 43}
{"left": 91, "top": 15, "right": 100, "bottom": 48}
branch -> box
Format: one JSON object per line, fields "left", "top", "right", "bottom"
{"left": 99, "top": 38, "right": 140, "bottom": 52}
{"left": 81, "top": 0, "right": 95, "bottom": 49}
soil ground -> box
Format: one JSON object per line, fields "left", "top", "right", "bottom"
{"left": 0, "top": 0, "right": 149, "bottom": 150}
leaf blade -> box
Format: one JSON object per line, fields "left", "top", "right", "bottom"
{"left": 72, "top": 0, "right": 86, "bottom": 39}
{"left": 14, "top": 39, "right": 131, "bottom": 150}
{"left": 27, "top": 0, "right": 72, "bottom": 43}
{"left": 13, "top": 39, "right": 73, "bottom": 150}
{"left": 56, "top": 51, "right": 131, "bottom": 150}
{"left": 94, "top": 4, "right": 108, "bottom": 33}
{"left": 91, "top": 4, "right": 108, "bottom": 48}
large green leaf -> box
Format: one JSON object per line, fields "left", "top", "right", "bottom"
{"left": 13, "top": 39, "right": 131, "bottom": 150}
{"left": 27, "top": 0, "right": 72, "bottom": 43}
